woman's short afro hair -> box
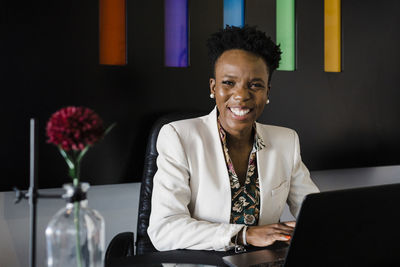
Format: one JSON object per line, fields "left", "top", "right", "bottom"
{"left": 206, "top": 25, "right": 281, "bottom": 82}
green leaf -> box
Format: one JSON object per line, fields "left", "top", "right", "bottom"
{"left": 104, "top": 122, "right": 116, "bottom": 137}
{"left": 69, "top": 167, "right": 76, "bottom": 180}
{"left": 58, "top": 147, "right": 78, "bottom": 180}
{"left": 58, "top": 147, "right": 75, "bottom": 170}
{"left": 76, "top": 146, "right": 89, "bottom": 163}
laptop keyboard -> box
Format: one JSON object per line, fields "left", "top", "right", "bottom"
{"left": 249, "top": 258, "right": 285, "bottom": 267}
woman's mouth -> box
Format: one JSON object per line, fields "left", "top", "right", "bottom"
{"left": 228, "top": 107, "right": 252, "bottom": 119}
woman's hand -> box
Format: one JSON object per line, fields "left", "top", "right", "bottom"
{"left": 246, "top": 221, "right": 296, "bottom": 247}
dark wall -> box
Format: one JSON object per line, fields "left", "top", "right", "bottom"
{"left": 1, "top": 0, "right": 400, "bottom": 191}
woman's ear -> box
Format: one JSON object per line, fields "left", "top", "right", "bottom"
{"left": 209, "top": 78, "right": 216, "bottom": 95}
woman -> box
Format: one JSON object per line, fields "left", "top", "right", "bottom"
{"left": 148, "top": 25, "right": 319, "bottom": 251}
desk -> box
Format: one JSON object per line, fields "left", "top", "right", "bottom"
{"left": 109, "top": 250, "right": 231, "bottom": 266}
{"left": 107, "top": 244, "right": 285, "bottom": 267}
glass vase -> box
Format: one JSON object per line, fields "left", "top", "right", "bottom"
{"left": 45, "top": 183, "right": 105, "bottom": 267}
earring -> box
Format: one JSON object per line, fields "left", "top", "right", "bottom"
{"left": 266, "top": 99, "right": 270, "bottom": 104}
{"left": 210, "top": 93, "right": 215, "bottom": 99}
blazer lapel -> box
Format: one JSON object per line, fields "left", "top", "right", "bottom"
{"left": 203, "top": 107, "right": 233, "bottom": 223}
{"left": 255, "top": 123, "right": 281, "bottom": 225}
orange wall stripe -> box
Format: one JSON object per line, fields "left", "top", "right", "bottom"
{"left": 99, "top": 0, "right": 126, "bottom": 65}
{"left": 324, "top": 0, "right": 341, "bottom": 72}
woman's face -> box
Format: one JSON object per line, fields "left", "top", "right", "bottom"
{"left": 210, "top": 49, "right": 269, "bottom": 135}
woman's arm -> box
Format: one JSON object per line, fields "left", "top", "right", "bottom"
{"left": 287, "top": 130, "right": 320, "bottom": 217}
{"left": 147, "top": 124, "right": 243, "bottom": 251}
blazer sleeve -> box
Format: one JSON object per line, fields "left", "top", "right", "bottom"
{"left": 287, "top": 130, "right": 320, "bottom": 217}
{"left": 147, "top": 124, "right": 244, "bottom": 251}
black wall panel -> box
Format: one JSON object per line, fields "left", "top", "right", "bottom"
{"left": 1, "top": 0, "right": 399, "bottom": 191}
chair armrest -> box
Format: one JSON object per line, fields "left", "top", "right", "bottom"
{"left": 105, "top": 232, "right": 135, "bottom": 266}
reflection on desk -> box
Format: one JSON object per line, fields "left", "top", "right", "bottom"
{"left": 161, "top": 265, "right": 216, "bottom": 267}
{"left": 107, "top": 244, "right": 286, "bottom": 267}
{"left": 108, "top": 249, "right": 228, "bottom": 266}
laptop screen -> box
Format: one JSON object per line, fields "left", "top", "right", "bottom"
{"left": 284, "top": 183, "right": 400, "bottom": 267}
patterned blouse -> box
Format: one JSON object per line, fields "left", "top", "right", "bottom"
{"left": 217, "top": 119, "right": 266, "bottom": 226}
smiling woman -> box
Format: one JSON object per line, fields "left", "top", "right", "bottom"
{"left": 148, "top": 25, "right": 319, "bottom": 252}
{"left": 210, "top": 49, "right": 269, "bottom": 139}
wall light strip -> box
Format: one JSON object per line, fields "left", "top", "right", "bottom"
{"left": 99, "top": 0, "right": 126, "bottom": 65}
{"left": 324, "top": 0, "right": 341, "bottom": 72}
{"left": 223, "top": 0, "right": 245, "bottom": 28}
{"left": 276, "top": 0, "right": 296, "bottom": 71}
{"left": 165, "top": 0, "right": 189, "bottom": 67}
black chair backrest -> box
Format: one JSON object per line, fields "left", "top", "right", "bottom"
{"left": 136, "top": 111, "right": 207, "bottom": 255}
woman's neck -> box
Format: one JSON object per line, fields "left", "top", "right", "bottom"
{"left": 225, "top": 126, "right": 254, "bottom": 150}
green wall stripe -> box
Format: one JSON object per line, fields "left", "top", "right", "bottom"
{"left": 276, "top": 0, "right": 296, "bottom": 71}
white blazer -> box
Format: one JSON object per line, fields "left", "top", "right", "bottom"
{"left": 148, "top": 107, "right": 319, "bottom": 251}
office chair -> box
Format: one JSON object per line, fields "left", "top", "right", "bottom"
{"left": 105, "top": 111, "right": 207, "bottom": 265}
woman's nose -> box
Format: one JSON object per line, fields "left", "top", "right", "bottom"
{"left": 233, "top": 83, "right": 250, "bottom": 101}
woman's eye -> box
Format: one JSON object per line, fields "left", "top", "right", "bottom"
{"left": 250, "top": 83, "right": 264, "bottom": 89}
{"left": 222, "top": 80, "right": 234, "bottom": 86}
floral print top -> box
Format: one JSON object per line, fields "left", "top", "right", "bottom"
{"left": 217, "top": 119, "right": 266, "bottom": 226}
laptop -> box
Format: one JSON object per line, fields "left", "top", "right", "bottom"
{"left": 223, "top": 183, "right": 400, "bottom": 267}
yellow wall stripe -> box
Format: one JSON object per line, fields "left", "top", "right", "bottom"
{"left": 324, "top": 0, "right": 341, "bottom": 72}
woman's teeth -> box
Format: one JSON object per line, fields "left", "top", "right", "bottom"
{"left": 230, "top": 108, "right": 250, "bottom": 116}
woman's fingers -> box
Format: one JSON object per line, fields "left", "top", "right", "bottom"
{"left": 246, "top": 223, "right": 296, "bottom": 247}
{"left": 271, "top": 229, "right": 293, "bottom": 239}
{"left": 263, "top": 233, "right": 290, "bottom": 246}
{"left": 272, "top": 223, "right": 295, "bottom": 234}
{"left": 265, "top": 233, "right": 291, "bottom": 248}
{"left": 282, "top": 221, "right": 296, "bottom": 227}
{"left": 273, "top": 233, "right": 291, "bottom": 241}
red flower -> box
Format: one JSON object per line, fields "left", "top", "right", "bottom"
{"left": 46, "top": 106, "right": 105, "bottom": 151}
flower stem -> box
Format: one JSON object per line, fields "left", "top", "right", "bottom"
{"left": 60, "top": 147, "right": 85, "bottom": 266}
{"left": 73, "top": 154, "right": 81, "bottom": 267}
{"left": 74, "top": 201, "right": 83, "bottom": 267}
